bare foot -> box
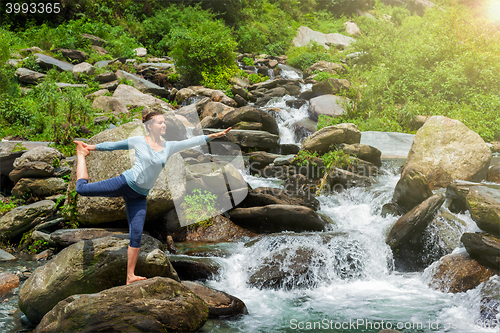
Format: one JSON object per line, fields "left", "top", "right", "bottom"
{"left": 73, "top": 141, "right": 89, "bottom": 157}
{"left": 126, "top": 275, "right": 147, "bottom": 285}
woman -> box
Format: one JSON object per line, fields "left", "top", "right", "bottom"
{"left": 73, "top": 111, "right": 231, "bottom": 284}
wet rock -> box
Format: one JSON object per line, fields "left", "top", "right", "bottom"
{"left": 9, "top": 161, "right": 54, "bottom": 183}
{"left": 49, "top": 228, "right": 129, "bottom": 247}
{"left": 223, "top": 106, "right": 279, "bottom": 135}
{"left": 35, "top": 53, "right": 74, "bottom": 71}
{"left": 246, "top": 151, "right": 281, "bottom": 170}
{"left": 426, "top": 251, "right": 497, "bottom": 293}
{"left": 0, "top": 272, "right": 19, "bottom": 297}
{"left": 12, "top": 177, "right": 67, "bottom": 197}
{"left": 203, "top": 128, "right": 279, "bottom": 149}
{"left": 286, "top": 98, "right": 307, "bottom": 109}
{"left": 182, "top": 280, "right": 248, "bottom": 318}
{"left": 402, "top": 116, "right": 491, "bottom": 189}
{"left": 479, "top": 275, "right": 500, "bottom": 322}
{"left": 308, "top": 94, "right": 349, "bottom": 121}
{"left": 229, "top": 204, "right": 327, "bottom": 233}
{"left": 392, "top": 168, "right": 433, "bottom": 212}
{"left": 33, "top": 249, "right": 54, "bottom": 261}
{"left": 301, "top": 123, "right": 361, "bottom": 154}
{"left": 0, "top": 200, "right": 56, "bottom": 238}
{"left": 15, "top": 68, "right": 46, "bottom": 84}
{"left": 461, "top": 232, "right": 500, "bottom": 271}
{"left": 35, "top": 277, "right": 208, "bottom": 333}
{"left": 19, "top": 234, "right": 179, "bottom": 323}
{"left": 386, "top": 193, "right": 445, "bottom": 250}
{"left": 280, "top": 143, "right": 300, "bottom": 155}
{"left": 241, "top": 186, "right": 320, "bottom": 211}
{"left": 381, "top": 203, "right": 404, "bottom": 217}
{"left": 170, "top": 256, "right": 221, "bottom": 281}
{"left": 488, "top": 164, "right": 500, "bottom": 183}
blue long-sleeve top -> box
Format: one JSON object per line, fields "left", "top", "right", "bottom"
{"left": 95, "top": 135, "right": 211, "bottom": 196}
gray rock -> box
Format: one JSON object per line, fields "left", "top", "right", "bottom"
{"left": 51, "top": 48, "right": 88, "bottom": 63}
{"left": 293, "top": 26, "right": 355, "bottom": 50}
{"left": 344, "top": 20, "right": 361, "bottom": 36}
{"left": 337, "top": 143, "right": 382, "bottom": 167}
{"left": 229, "top": 204, "right": 327, "bottom": 233}
{"left": 15, "top": 68, "right": 46, "bottom": 84}
{"left": 392, "top": 168, "right": 433, "bottom": 212}
{"left": 182, "top": 280, "right": 248, "bottom": 318}
{"left": 301, "top": 123, "right": 361, "bottom": 154}
{"left": 34, "top": 277, "right": 208, "bottom": 332}
{"left": 466, "top": 186, "right": 500, "bottom": 237}
{"left": 0, "top": 249, "right": 16, "bottom": 261}
{"left": 138, "top": 62, "right": 174, "bottom": 69}
{"left": 19, "top": 234, "right": 179, "bottom": 324}
{"left": 99, "top": 80, "right": 119, "bottom": 90}
{"left": 133, "top": 47, "right": 148, "bottom": 57}
{"left": 112, "top": 84, "right": 172, "bottom": 108}
{"left": 311, "top": 79, "right": 351, "bottom": 97}
{"left": 0, "top": 200, "right": 56, "bottom": 238}
{"left": 203, "top": 128, "right": 279, "bottom": 149}
{"left": 81, "top": 33, "right": 107, "bottom": 47}
{"left": 0, "top": 142, "right": 26, "bottom": 176}
{"left": 72, "top": 62, "right": 94, "bottom": 79}
{"left": 360, "top": 131, "right": 415, "bottom": 159}
{"left": 90, "top": 45, "right": 108, "bottom": 55}
{"left": 85, "top": 88, "right": 109, "bottom": 100}
{"left": 94, "top": 60, "right": 110, "bottom": 68}
{"left": 49, "top": 228, "right": 129, "bottom": 247}
{"left": 13, "top": 146, "right": 64, "bottom": 168}
{"left": 386, "top": 193, "right": 445, "bottom": 249}
{"left": 241, "top": 186, "right": 320, "bottom": 211}
{"left": 94, "top": 71, "right": 117, "bottom": 83}
{"left": 222, "top": 106, "right": 279, "bottom": 135}
{"left": 11, "top": 177, "right": 67, "bottom": 197}
{"left": 402, "top": 116, "right": 491, "bottom": 189}
{"left": 461, "top": 232, "right": 500, "bottom": 271}
{"left": 55, "top": 82, "right": 88, "bottom": 89}
{"left": 116, "top": 69, "right": 168, "bottom": 97}
{"left": 35, "top": 53, "right": 74, "bottom": 71}
{"left": 92, "top": 96, "right": 128, "bottom": 114}
{"left": 9, "top": 161, "right": 54, "bottom": 183}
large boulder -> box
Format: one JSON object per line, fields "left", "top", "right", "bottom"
{"left": 465, "top": 186, "right": 500, "bottom": 237}
{"left": 65, "top": 121, "right": 188, "bottom": 225}
{"left": 229, "top": 204, "right": 328, "bottom": 233}
{"left": 15, "top": 68, "right": 46, "bottom": 84}
{"left": 402, "top": 116, "right": 492, "bottom": 189}
{"left": 112, "top": 84, "right": 172, "bottom": 109}
{"left": 72, "top": 62, "right": 95, "bottom": 79}
{"left": 34, "top": 277, "right": 208, "bottom": 333}
{"left": 222, "top": 106, "right": 279, "bottom": 135}
{"left": 92, "top": 96, "right": 128, "bottom": 114}
{"left": 13, "top": 146, "right": 64, "bottom": 168}
{"left": 308, "top": 95, "right": 349, "bottom": 121}
{"left": 392, "top": 168, "right": 433, "bottom": 212}
{"left": 461, "top": 232, "right": 500, "bottom": 271}
{"left": 19, "top": 234, "right": 179, "bottom": 323}
{"left": 241, "top": 186, "right": 320, "bottom": 211}
{"left": 301, "top": 123, "right": 361, "bottom": 154}
{"left": 51, "top": 48, "right": 88, "bottom": 63}
{"left": 337, "top": 143, "right": 382, "bottom": 167}
{"left": 293, "top": 26, "right": 355, "bottom": 50}
{"left": 11, "top": 177, "right": 67, "bottom": 197}
{"left": 426, "top": 251, "right": 497, "bottom": 293}
{"left": 9, "top": 161, "right": 54, "bottom": 183}
{"left": 49, "top": 228, "right": 129, "bottom": 247}
{"left": 0, "top": 200, "right": 55, "bottom": 238}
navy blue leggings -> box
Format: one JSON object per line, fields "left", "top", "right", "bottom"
{"left": 75, "top": 174, "right": 147, "bottom": 248}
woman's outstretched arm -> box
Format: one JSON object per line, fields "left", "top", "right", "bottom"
{"left": 168, "top": 127, "right": 232, "bottom": 156}
{"left": 81, "top": 138, "right": 132, "bottom": 151}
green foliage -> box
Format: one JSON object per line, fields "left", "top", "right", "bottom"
{"left": 247, "top": 73, "right": 270, "bottom": 84}
{"left": 180, "top": 189, "right": 219, "bottom": 228}
{"left": 60, "top": 189, "right": 79, "bottom": 229}
{"left": 0, "top": 197, "right": 18, "bottom": 215}
{"left": 12, "top": 142, "right": 27, "bottom": 152}
{"left": 293, "top": 149, "right": 321, "bottom": 167}
{"left": 322, "top": 150, "right": 354, "bottom": 169}
{"left": 286, "top": 41, "right": 341, "bottom": 70}
{"left": 170, "top": 16, "right": 238, "bottom": 83}
{"left": 242, "top": 57, "right": 254, "bottom": 67}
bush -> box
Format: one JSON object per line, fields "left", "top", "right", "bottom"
{"left": 287, "top": 41, "right": 341, "bottom": 70}
{"left": 169, "top": 16, "right": 238, "bottom": 83}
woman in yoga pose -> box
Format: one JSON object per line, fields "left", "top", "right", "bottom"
{"left": 73, "top": 111, "right": 231, "bottom": 284}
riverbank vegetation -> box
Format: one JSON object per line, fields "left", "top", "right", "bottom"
{"left": 1, "top": 0, "right": 499, "bottom": 155}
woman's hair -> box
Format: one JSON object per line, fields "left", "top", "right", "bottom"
{"left": 142, "top": 111, "right": 163, "bottom": 124}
